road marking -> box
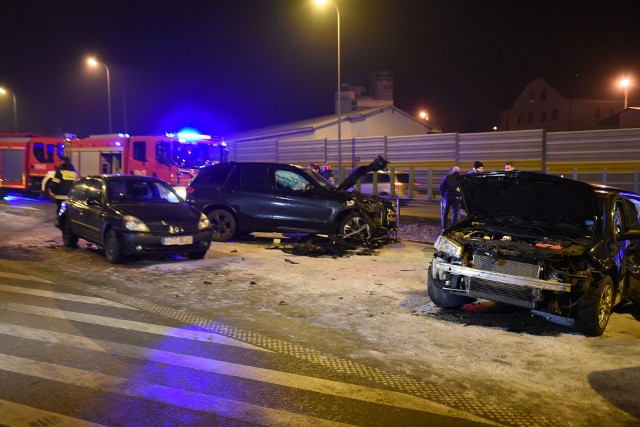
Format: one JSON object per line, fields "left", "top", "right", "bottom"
{"left": 0, "top": 301, "right": 270, "bottom": 352}
{"left": 0, "top": 322, "right": 498, "bottom": 425}
{"left": 0, "top": 399, "right": 106, "bottom": 427}
{"left": 0, "top": 284, "right": 138, "bottom": 310}
{"left": 0, "top": 354, "right": 354, "bottom": 427}
{"left": 0, "top": 271, "right": 53, "bottom": 284}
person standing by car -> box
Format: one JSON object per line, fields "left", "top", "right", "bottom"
{"left": 50, "top": 156, "right": 77, "bottom": 214}
{"left": 504, "top": 161, "right": 517, "bottom": 171}
{"left": 469, "top": 161, "right": 484, "bottom": 173}
{"left": 439, "top": 166, "right": 461, "bottom": 230}
{"left": 321, "top": 163, "right": 336, "bottom": 184}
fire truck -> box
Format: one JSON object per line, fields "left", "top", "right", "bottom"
{"left": 41, "top": 132, "right": 228, "bottom": 198}
{"left": 0, "top": 133, "right": 74, "bottom": 197}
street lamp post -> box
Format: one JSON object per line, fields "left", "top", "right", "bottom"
{"left": 87, "top": 57, "right": 112, "bottom": 133}
{"left": 0, "top": 87, "right": 18, "bottom": 132}
{"left": 620, "top": 78, "right": 630, "bottom": 109}
{"left": 314, "top": 0, "right": 342, "bottom": 177}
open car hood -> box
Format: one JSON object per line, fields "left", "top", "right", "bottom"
{"left": 337, "top": 155, "right": 389, "bottom": 191}
{"left": 458, "top": 171, "right": 599, "bottom": 223}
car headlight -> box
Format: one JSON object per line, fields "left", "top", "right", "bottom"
{"left": 198, "top": 213, "right": 210, "bottom": 230}
{"left": 123, "top": 215, "right": 149, "bottom": 232}
{"left": 434, "top": 235, "right": 463, "bottom": 257}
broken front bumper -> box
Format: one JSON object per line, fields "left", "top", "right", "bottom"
{"left": 431, "top": 258, "right": 571, "bottom": 293}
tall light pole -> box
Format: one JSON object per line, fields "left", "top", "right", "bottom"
{"left": 0, "top": 87, "right": 18, "bottom": 132}
{"left": 620, "top": 78, "right": 631, "bottom": 109}
{"left": 314, "top": 0, "right": 342, "bottom": 177}
{"left": 87, "top": 57, "right": 112, "bottom": 133}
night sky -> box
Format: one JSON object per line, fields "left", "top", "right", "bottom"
{"left": 1, "top": 0, "right": 638, "bottom": 137}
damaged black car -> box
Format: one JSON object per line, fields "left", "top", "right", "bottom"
{"left": 428, "top": 171, "right": 640, "bottom": 336}
{"left": 185, "top": 156, "right": 397, "bottom": 245}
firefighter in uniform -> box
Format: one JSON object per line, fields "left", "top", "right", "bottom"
{"left": 50, "top": 156, "right": 77, "bottom": 214}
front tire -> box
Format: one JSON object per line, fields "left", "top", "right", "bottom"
{"left": 338, "top": 212, "right": 370, "bottom": 241}
{"left": 207, "top": 209, "right": 237, "bottom": 242}
{"left": 104, "top": 229, "right": 123, "bottom": 264}
{"left": 62, "top": 218, "right": 78, "bottom": 248}
{"left": 427, "top": 266, "right": 476, "bottom": 308}
{"left": 575, "top": 275, "right": 614, "bottom": 336}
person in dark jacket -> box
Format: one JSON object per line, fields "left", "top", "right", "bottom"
{"left": 439, "top": 165, "right": 461, "bottom": 230}
{"left": 320, "top": 163, "right": 336, "bottom": 184}
{"left": 50, "top": 156, "right": 77, "bottom": 214}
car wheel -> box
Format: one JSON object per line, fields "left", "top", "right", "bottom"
{"left": 338, "top": 212, "right": 370, "bottom": 240}
{"left": 104, "top": 229, "right": 123, "bottom": 264}
{"left": 62, "top": 217, "right": 79, "bottom": 248}
{"left": 427, "top": 266, "right": 475, "bottom": 308}
{"left": 575, "top": 275, "right": 614, "bottom": 336}
{"left": 188, "top": 249, "right": 208, "bottom": 260}
{"left": 207, "top": 209, "right": 237, "bottom": 242}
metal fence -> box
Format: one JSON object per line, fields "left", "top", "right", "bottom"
{"left": 229, "top": 127, "right": 640, "bottom": 196}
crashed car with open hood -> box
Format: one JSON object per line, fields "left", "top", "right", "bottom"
{"left": 428, "top": 171, "right": 640, "bottom": 336}
{"left": 186, "top": 155, "right": 397, "bottom": 245}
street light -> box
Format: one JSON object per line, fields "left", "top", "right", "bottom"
{"left": 620, "top": 78, "right": 631, "bottom": 109}
{"left": 0, "top": 87, "right": 18, "bottom": 132}
{"left": 87, "top": 56, "right": 112, "bottom": 133}
{"left": 314, "top": 0, "right": 342, "bottom": 177}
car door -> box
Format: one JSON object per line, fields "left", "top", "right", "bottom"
{"left": 71, "top": 178, "right": 105, "bottom": 243}
{"left": 223, "top": 164, "right": 275, "bottom": 231}
{"left": 272, "top": 166, "right": 334, "bottom": 232}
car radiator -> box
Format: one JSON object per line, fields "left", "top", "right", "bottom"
{"left": 468, "top": 253, "right": 541, "bottom": 308}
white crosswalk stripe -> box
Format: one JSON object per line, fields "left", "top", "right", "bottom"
{"left": 0, "top": 398, "right": 107, "bottom": 427}
{"left": 0, "top": 277, "right": 496, "bottom": 426}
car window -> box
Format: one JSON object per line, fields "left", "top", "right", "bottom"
{"left": 202, "top": 164, "right": 232, "bottom": 185}
{"left": 274, "top": 169, "right": 311, "bottom": 191}
{"left": 108, "top": 180, "right": 181, "bottom": 203}
{"left": 396, "top": 173, "right": 410, "bottom": 184}
{"left": 86, "top": 180, "right": 104, "bottom": 202}
{"left": 68, "top": 180, "right": 89, "bottom": 200}
{"left": 239, "top": 165, "right": 270, "bottom": 190}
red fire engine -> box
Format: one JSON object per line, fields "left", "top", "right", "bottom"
{"left": 41, "top": 132, "right": 227, "bottom": 198}
{"left": 0, "top": 133, "right": 74, "bottom": 197}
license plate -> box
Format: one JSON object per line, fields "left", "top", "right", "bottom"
{"left": 162, "top": 235, "right": 193, "bottom": 245}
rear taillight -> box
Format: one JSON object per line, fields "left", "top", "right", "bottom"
{"left": 186, "top": 186, "right": 195, "bottom": 195}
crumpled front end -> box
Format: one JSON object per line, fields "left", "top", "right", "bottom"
{"left": 431, "top": 224, "right": 593, "bottom": 313}
{"left": 353, "top": 192, "right": 398, "bottom": 239}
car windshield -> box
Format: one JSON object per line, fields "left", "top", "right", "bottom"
{"left": 302, "top": 169, "right": 335, "bottom": 189}
{"left": 107, "top": 180, "right": 182, "bottom": 203}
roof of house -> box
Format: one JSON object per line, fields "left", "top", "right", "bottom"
{"left": 225, "top": 105, "right": 437, "bottom": 142}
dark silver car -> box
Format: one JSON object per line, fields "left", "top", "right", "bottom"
{"left": 428, "top": 171, "right": 640, "bottom": 336}
{"left": 58, "top": 175, "right": 213, "bottom": 263}
{"left": 186, "top": 156, "right": 397, "bottom": 243}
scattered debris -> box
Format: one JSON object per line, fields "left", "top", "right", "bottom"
{"left": 284, "top": 258, "right": 299, "bottom": 264}
{"left": 203, "top": 280, "right": 212, "bottom": 285}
